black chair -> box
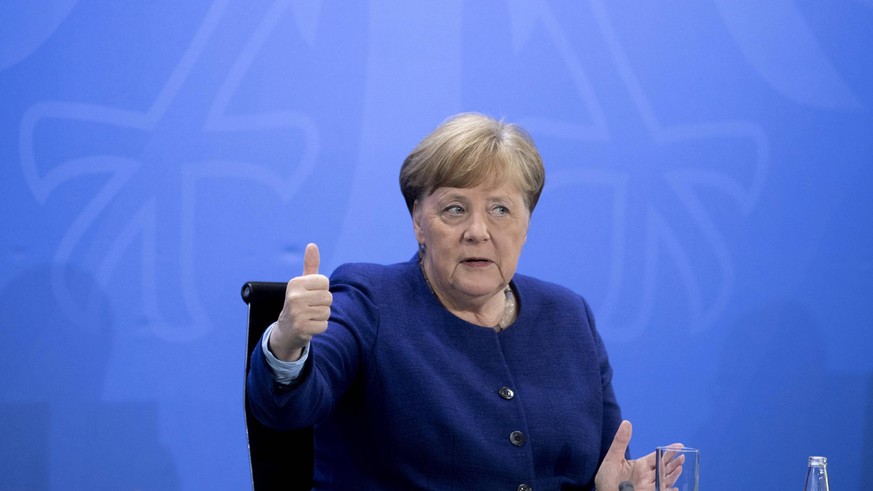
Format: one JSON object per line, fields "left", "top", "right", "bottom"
{"left": 242, "top": 281, "right": 314, "bottom": 491}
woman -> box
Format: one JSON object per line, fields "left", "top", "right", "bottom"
{"left": 247, "top": 113, "right": 679, "bottom": 490}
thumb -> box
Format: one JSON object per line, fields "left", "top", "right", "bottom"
{"left": 605, "top": 420, "right": 632, "bottom": 462}
{"left": 303, "top": 243, "right": 320, "bottom": 276}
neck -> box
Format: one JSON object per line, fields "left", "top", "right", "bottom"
{"left": 419, "top": 259, "right": 516, "bottom": 330}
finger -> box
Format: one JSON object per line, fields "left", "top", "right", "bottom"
{"left": 604, "top": 420, "right": 632, "bottom": 463}
{"left": 640, "top": 449, "right": 657, "bottom": 470}
{"left": 662, "top": 444, "right": 685, "bottom": 465}
{"left": 293, "top": 274, "right": 330, "bottom": 293}
{"left": 303, "top": 243, "right": 320, "bottom": 276}
{"left": 661, "top": 451, "right": 685, "bottom": 490}
{"left": 308, "top": 290, "right": 332, "bottom": 307}
{"left": 668, "top": 464, "right": 683, "bottom": 484}
{"left": 285, "top": 274, "right": 330, "bottom": 305}
{"left": 666, "top": 454, "right": 685, "bottom": 474}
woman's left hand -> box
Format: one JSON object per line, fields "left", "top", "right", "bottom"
{"left": 594, "top": 420, "right": 684, "bottom": 491}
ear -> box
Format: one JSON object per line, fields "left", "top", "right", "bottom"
{"left": 412, "top": 199, "right": 424, "bottom": 244}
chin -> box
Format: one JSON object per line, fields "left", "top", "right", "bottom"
{"left": 454, "top": 279, "right": 503, "bottom": 298}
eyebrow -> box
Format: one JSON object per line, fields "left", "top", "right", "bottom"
{"left": 435, "top": 189, "right": 519, "bottom": 204}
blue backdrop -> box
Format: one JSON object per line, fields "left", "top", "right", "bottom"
{"left": 2, "top": 1, "right": 871, "bottom": 489}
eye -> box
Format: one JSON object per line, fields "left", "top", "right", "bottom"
{"left": 443, "top": 204, "right": 466, "bottom": 216}
{"left": 491, "top": 205, "right": 510, "bottom": 216}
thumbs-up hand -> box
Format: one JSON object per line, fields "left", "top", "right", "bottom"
{"left": 269, "top": 243, "right": 332, "bottom": 361}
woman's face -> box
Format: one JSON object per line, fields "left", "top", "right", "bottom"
{"left": 413, "top": 177, "right": 530, "bottom": 310}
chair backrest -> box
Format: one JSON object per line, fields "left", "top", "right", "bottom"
{"left": 242, "top": 281, "right": 314, "bottom": 491}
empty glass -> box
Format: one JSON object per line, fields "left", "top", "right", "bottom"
{"left": 655, "top": 446, "right": 699, "bottom": 491}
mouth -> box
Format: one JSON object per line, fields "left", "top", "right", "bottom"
{"left": 460, "top": 257, "right": 493, "bottom": 268}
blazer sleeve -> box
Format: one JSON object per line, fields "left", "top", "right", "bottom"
{"left": 246, "top": 265, "right": 380, "bottom": 431}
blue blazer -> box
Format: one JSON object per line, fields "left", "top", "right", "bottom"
{"left": 248, "top": 258, "right": 624, "bottom": 490}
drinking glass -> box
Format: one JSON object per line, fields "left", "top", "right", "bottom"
{"left": 655, "top": 446, "right": 699, "bottom": 491}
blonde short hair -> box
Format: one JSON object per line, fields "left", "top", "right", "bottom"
{"left": 399, "top": 113, "right": 546, "bottom": 215}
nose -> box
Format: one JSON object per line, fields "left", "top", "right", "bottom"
{"left": 463, "top": 211, "right": 490, "bottom": 243}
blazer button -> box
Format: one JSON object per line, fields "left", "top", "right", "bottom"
{"left": 498, "top": 386, "right": 515, "bottom": 400}
{"left": 509, "top": 430, "right": 526, "bottom": 446}
{"left": 517, "top": 484, "right": 533, "bottom": 491}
